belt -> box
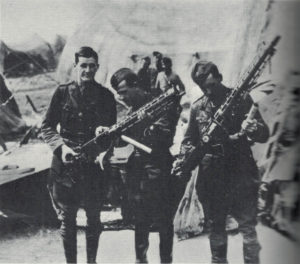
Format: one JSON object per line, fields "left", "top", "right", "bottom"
{"left": 61, "top": 129, "right": 91, "bottom": 144}
{"left": 208, "top": 143, "right": 225, "bottom": 156}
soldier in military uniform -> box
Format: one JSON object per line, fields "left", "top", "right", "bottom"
{"left": 41, "top": 47, "right": 116, "bottom": 263}
{"left": 155, "top": 57, "right": 185, "bottom": 94}
{"left": 110, "top": 68, "right": 182, "bottom": 263}
{"left": 174, "top": 62, "right": 269, "bottom": 263}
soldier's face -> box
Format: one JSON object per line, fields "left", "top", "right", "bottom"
{"left": 74, "top": 57, "right": 99, "bottom": 85}
{"left": 141, "top": 59, "right": 150, "bottom": 69}
{"left": 202, "top": 73, "right": 221, "bottom": 96}
{"left": 117, "top": 80, "right": 136, "bottom": 106}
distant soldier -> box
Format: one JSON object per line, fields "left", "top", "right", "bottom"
{"left": 155, "top": 57, "right": 185, "bottom": 94}
{"left": 153, "top": 51, "right": 164, "bottom": 73}
{"left": 137, "top": 56, "right": 154, "bottom": 94}
{"left": 41, "top": 47, "right": 116, "bottom": 263}
{"left": 111, "top": 68, "right": 182, "bottom": 263}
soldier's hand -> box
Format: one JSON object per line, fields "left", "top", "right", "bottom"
{"left": 143, "top": 124, "right": 157, "bottom": 137}
{"left": 137, "top": 109, "right": 152, "bottom": 120}
{"left": 171, "top": 159, "right": 184, "bottom": 177}
{"left": 241, "top": 118, "right": 258, "bottom": 134}
{"left": 95, "top": 126, "right": 109, "bottom": 136}
{"left": 61, "top": 145, "right": 77, "bottom": 164}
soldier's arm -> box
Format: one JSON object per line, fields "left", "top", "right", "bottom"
{"left": 143, "top": 101, "right": 181, "bottom": 149}
{"left": 242, "top": 95, "right": 269, "bottom": 143}
{"left": 172, "top": 103, "right": 200, "bottom": 175}
{"left": 249, "top": 110, "right": 269, "bottom": 143}
{"left": 107, "top": 92, "right": 117, "bottom": 126}
{"left": 41, "top": 87, "right": 64, "bottom": 154}
{"left": 180, "top": 104, "right": 200, "bottom": 151}
{"left": 154, "top": 73, "right": 162, "bottom": 93}
{"left": 175, "top": 74, "right": 185, "bottom": 92}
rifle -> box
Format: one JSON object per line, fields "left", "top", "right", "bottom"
{"left": 173, "top": 36, "right": 281, "bottom": 178}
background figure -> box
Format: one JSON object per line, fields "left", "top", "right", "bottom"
{"left": 111, "top": 68, "right": 182, "bottom": 263}
{"left": 155, "top": 57, "right": 185, "bottom": 95}
{"left": 152, "top": 51, "right": 163, "bottom": 73}
{"left": 176, "top": 61, "right": 269, "bottom": 263}
{"left": 137, "top": 56, "right": 158, "bottom": 96}
{"left": 41, "top": 47, "right": 116, "bottom": 263}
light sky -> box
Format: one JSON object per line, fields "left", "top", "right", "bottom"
{"left": 0, "top": 0, "right": 92, "bottom": 45}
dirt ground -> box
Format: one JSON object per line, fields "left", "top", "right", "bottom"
{"left": 0, "top": 220, "right": 299, "bottom": 263}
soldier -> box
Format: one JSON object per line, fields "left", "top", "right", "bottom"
{"left": 155, "top": 57, "right": 185, "bottom": 94}
{"left": 174, "top": 62, "right": 269, "bottom": 263}
{"left": 153, "top": 51, "right": 164, "bottom": 73}
{"left": 137, "top": 56, "right": 158, "bottom": 95}
{"left": 110, "top": 68, "right": 182, "bottom": 263}
{"left": 41, "top": 47, "right": 116, "bottom": 263}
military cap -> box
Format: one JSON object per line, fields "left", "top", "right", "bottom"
{"left": 191, "top": 61, "right": 222, "bottom": 86}
{"left": 153, "top": 51, "right": 163, "bottom": 58}
{"left": 110, "top": 68, "right": 138, "bottom": 90}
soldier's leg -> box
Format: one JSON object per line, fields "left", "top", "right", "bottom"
{"left": 208, "top": 180, "right": 229, "bottom": 264}
{"left": 60, "top": 206, "right": 78, "bottom": 264}
{"left": 206, "top": 171, "right": 229, "bottom": 263}
{"left": 159, "top": 219, "right": 174, "bottom": 263}
{"left": 135, "top": 220, "right": 150, "bottom": 263}
{"left": 209, "top": 211, "right": 228, "bottom": 264}
{"left": 133, "top": 190, "right": 150, "bottom": 264}
{"left": 233, "top": 189, "right": 261, "bottom": 264}
{"left": 85, "top": 205, "right": 102, "bottom": 264}
{"left": 83, "top": 169, "right": 104, "bottom": 264}
{"left": 159, "top": 175, "right": 175, "bottom": 263}
{"left": 48, "top": 183, "right": 78, "bottom": 264}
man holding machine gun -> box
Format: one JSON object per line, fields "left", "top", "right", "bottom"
{"left": 41, "top": 47, "right": 116, "bottom": 263}
{"left": 110, "top": 68, "right": 182, "bottom": 263}
{"left": 174, "top": 62, "right": 269, "bottom": 263}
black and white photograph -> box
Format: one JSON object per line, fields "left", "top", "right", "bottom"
{"left": 0, "top": 0, "right": 299, "bottom": 263}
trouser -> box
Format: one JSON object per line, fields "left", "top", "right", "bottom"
{"left": 128, "top": 152, "right": 175, "bottom": 263}
{"left": 135, "top": 220, "right": 174, "bottom": 263}
{"left": 55, "top": 204, "right": 102, "bottom": 264}
{"left": 209, "top": 186, "right": 261, "bottom": 264}
{"left": 49, "top": 163, "right": 104, "bottom": 264}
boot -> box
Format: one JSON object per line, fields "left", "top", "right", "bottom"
{"left": 60, "top": 220, "right": 77, "bottom": 263}
{"left": 159, "top": 224, "right": 174, "bottom": 263}
{"left": 209, "top": 234, "right": 228, "bottom": 264}
{"left": 240, "top": 224, "right": 261, "bottom": 263}
{"left": 86, "top": 235, "right": 99, "bottom": 263}
{"left": 135, "top": 224, "right": 149, "bottom": 263}
{"left": 243, "top": 242, "right": 261, "bottom": 264}
{"left": 62, "top": 237, "right": 77, "bottom": 263}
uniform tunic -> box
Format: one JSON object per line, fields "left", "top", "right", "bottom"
{"left": 41, "top": 80, "right": 116, "bottom": 213}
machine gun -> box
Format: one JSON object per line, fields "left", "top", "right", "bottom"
{"left": 173, "top": 36, "right": 281, "bottom": 178}
{"left": 67, "top": 84, "right": 185, "bottom": 165}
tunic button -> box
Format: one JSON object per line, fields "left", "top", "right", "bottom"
{"left": 78, "top": 112, "right": 83, "bottom": 117}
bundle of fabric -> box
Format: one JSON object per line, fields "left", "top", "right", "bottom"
{"left": 174, "top": 167, "right": 205, "bottom": 240}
